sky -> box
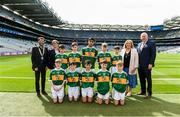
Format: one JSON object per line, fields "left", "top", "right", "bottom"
{"left": 44, "top": 0, "right": 180, "bottom": 25}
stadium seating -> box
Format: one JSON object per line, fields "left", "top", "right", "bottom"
{"left": 0, "top": 36, "right": 51, "bottom": 56}
{"left": 0, "top": 5, "right": 180, "bottom": 54}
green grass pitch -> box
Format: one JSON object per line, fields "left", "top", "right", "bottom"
{"left": 0, "top": 53, "right": 180, "bottom": 116}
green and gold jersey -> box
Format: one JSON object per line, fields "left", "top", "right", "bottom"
{"left": 55, "top": 53, "right": 68, "bottom": 69}
{"left": 82, "top": 46, "right": 98, "bottom": 69}
{"left": 111, "top": 71, "right": 128, "bottom": 93}
{"left": 97, "top": 51, "right": 112, "bottom": 70}
{"left": 66, "top": 71, "right": 81, "bottom": 87}
{"left": 81, "top": 70, "right": 96, "bottom": 88}
{"left": 112, "top": 54, "right": 122, "bottom": 66}
{"left": 68, "top": 52, "right": 81, "bottom": 68}
{"left": 49, "top": 68, "right": 66, "bottom": 85}
{"left": 96, "top": 70, "right": 111, "bottom": 95}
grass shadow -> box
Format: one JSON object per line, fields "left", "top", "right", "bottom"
{"left": 37, "top": 94, "right": 180, "bottom": 116}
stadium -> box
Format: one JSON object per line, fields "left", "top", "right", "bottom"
{"left": 0, "top": 0, "right": 180, "bottom": 116}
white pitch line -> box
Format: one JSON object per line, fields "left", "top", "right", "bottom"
{"left": 0, "top": 76, "right": 34, "bottom": 79}
{"left": 153, "top": 78, "right": 180, "bottom": 81}
{"left": 0, "top": 76, "right": 180, "bottom": 80}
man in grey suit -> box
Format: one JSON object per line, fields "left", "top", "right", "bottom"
{"left": 137, "top": 32, "right": 156, "bottom": 99}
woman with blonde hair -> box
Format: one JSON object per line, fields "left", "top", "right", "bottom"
{"left": 121, "top": 40, "right": 139, "bottom": 96}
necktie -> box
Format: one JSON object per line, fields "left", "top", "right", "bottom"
{"left": 140, "top": 42, "right": 145, "bottom": 51}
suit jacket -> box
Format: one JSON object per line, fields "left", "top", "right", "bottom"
{"left": 137, "top": 40, "right": 156, "bottom": 68}
{"left": 121, "top": 48, "right": 139, "bottom": 75}
{"left": 47, "top": 49, "right": 56, "bottom": 69}
{"left": 31, "top": 46, "right": 49, "bottom": 70}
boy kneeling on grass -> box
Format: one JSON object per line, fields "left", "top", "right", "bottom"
{"left": 66, "top": 62, "right": 81, "bottom": 102}
{"left": 49, "top": 59, "right": 66, "bottom": 104}
{"left": 111, "top": 60, "right": 128, "bottom": 106}
{"left": 81, "top": 60, "right": 96, "bottom": 103}
{"left": 96, "top": 60, "right": 111, "bottom": 105}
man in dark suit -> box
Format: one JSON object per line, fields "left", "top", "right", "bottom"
{"left": 31, "top": 37, "right": 49, "bottom": 96}
{"left": 48, "top": 39, "right": 59, "bottom": 69}
{"left": 137, "top": 32, "right": 156, "bottom": 99}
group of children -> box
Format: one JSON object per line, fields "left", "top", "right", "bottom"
{"left": 49, "top": 38, "right": 128, "bottom": 106}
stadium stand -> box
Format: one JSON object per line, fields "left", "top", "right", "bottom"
{"left": 0, "top": 1, "right": 180, "bottom": 55}
{"left": 0, "top": 35, "right": 51, "bottom": 56}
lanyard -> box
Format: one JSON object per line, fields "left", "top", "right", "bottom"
{"left": 38, "top": 46, "right": 45, "bottom": 60}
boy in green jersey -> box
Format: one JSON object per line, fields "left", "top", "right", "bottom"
{"left": 97, "top": 43, "right": 112, "bottom": 71}
{"left": 111, "top": 46, "right": 122, "bottom": 74}
{"left": 68, "top": 42, "right": 82, "bottom": 73}
{"left": 82, "top": 38, "right": 98, "bottom": 71}
{"left": 96, "top": 60, "right": 111, "bottom": 105}
{"left": 55, "top": 44, "right": 68, "bottom": 72}
{"left": 111, "top": 60, "right": 128, "bottom": 106}
{"left": 80, "top": 60, "right": 96, "bottom": 103}
{"left": 49, "top": 59, "right": 66, "bottom": 104}
{"left": 66, "top": 62, "right": 81, "bottom": 101}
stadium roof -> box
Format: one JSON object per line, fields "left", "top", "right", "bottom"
{"left": 0, "top": 0, "right": 64, "bottom": 26}
{"left": 0, "top": 0, "right": 150, "bottom": 31}
{"left": 1, "top": 0, "right": 180, "bottom": 31}
{"left": 164, "top": 16, "right": 180, "bottom": 30}
{"left": 58, "top": 24, "right": 149, "bottom": 31}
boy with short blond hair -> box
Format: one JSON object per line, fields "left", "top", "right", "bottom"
{"left": 111, "top": 60, "right": 128, "bottom": 106}
{"left": 49, "top": 59, "right": 66, "bottom": 104}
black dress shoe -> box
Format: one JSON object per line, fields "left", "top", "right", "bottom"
{"left": 42, "top": 91, "right": 48, "bottom": 95}
{"left": 37, "top": 92, "right": 41, "bottom": 97}
{"left": 137, "top": 92, "right": 146, "bottom": 95}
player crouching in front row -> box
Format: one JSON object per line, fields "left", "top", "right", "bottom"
{"left": 49, "top": 59, "right": 66, "bottom": 104}
{"left": 111, "top": 60, "right": 128, "bottom": 106}
{"left": 66, "top": 62, "right": 81, "bottom": 102}
{"left": 80, "top": 60, "right": 96, "bottom": 103}
{"left": 96, "top": 60, "right": 111, "bottom": 105}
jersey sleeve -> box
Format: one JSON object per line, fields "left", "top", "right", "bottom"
{"left": 120, "top": 55, "right": 122, "bottom": 60}
{"left": 109, "top": 53, "right": 113, "bottom": 66}
{"left": 97, "top": 54, "right": 100, "bottom": 62}
{"left": 95, "top": 48, "right": 98, "bottom": 57}
{"left": 65, "top": 54, "right": 69, "bottom": 63}
{"left": 79, "top": 53, "right": 82, "bottom": 62}
{"left": 108, "top": 72, "right": 111, "bottom": 80}
{"left": 67, "top": 53, "right": 70, "bottom": 61}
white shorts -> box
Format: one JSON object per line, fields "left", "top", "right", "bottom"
{"left": 81, "top": 87, "right": 93, "bottom": 97}
{"left": 51, "top": 85, "right": 64, "bottom": 99}
{"left": 97, "top": 92, "right": 110, "bottom": 100}
{"left": 111, "top": 66, "right": 117, "bottom": 74}
{"left": 112, "top": 88, "right": 126, "bottom": 100}
{"left": 68, "top": 86, "right": 79, "bottom": 99}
